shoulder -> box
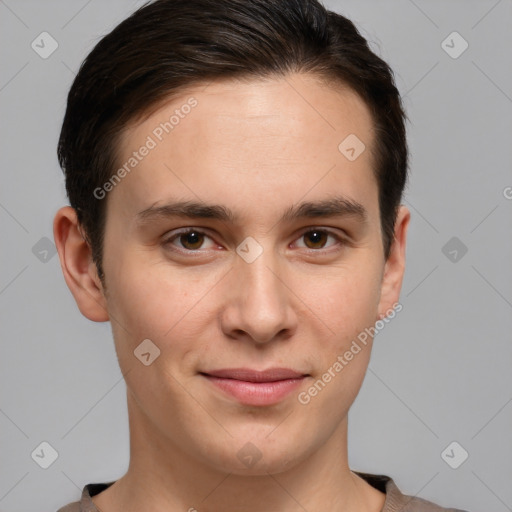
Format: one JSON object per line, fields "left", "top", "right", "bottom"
{"left": 355, "top": 471, "right": 470, "bottom": 512}
{"left": 56, "top": 502, "right": 80, "bottom": 512}
{"left": 56, "top": 482, "right": 115, "bottom": 512}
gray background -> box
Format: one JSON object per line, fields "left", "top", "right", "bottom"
{"left": 1, "top": 0, "right": 511, "bottom": 510}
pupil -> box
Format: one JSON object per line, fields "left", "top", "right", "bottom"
{"left": 307, "top": 230, "right": 325, "bottom": 248}
{"left": 183, "top": 232, "right": 202, "bottom": 248}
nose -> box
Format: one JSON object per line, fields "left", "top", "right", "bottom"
{"left": 219, "top": 248, "right": 298, "bottom": 345}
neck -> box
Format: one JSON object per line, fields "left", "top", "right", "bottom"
{"left": 93, "top": 391, "right": 384, "bottom": 512}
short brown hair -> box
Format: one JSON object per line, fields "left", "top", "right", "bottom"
{"left": 57, "top": 0, "right": 408, "bottom": 282}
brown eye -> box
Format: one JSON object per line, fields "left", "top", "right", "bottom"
{"left": 165, "top": 229, "right": 216, "bottom": 252}
{"left": 293, "top": 228, "right": 345, "bottom": 252}
{"left": 178, "top": 231, "right": 204, "bottom": 250}
{"left": 303, "top": 230, "right": 329, "bottom": 249}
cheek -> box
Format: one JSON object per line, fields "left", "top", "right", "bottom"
{"left": 300, "top": 275, "right": 378, "bottom": 423}
{"left": 308, "top": 262, "right": 382, "bottom": 409}
{"left": 105, "top": 260, "right": 213, "bottom": 411}
{"left": 309, "top": 263, "right": 382, "bottom": 341}
{"left": 104, "top": 254, "right": 221, "bottom": 352}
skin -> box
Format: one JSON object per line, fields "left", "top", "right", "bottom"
{"left": 54, "top": 73, "right": 409, "bottom": 512}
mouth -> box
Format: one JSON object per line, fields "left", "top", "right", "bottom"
{"left": 200, "top": 368, "right": 309, "bottom": 406}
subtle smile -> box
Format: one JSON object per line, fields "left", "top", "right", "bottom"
{"left": 200, "top": 368, "right": 309, "bottom": 406}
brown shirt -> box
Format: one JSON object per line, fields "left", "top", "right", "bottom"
{"left": 56, "top": 472, "right": 469, "bottom": 511}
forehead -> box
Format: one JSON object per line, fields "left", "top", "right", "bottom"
{"left": 110, "top": 73, "right": 378, "bottom": 223}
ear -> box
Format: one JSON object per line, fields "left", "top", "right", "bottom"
{"left": 53, "top": 206, "right": 109, "bottom": 322}
{"left": 377, "top": 205, "right": 410, "bottom": 320}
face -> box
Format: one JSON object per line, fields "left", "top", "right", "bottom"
{"left": 68, "top": 73, "right": 408, "bottom": 475}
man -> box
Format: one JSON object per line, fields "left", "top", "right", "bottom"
{"left": 54, "top": 0, "right": 468, "bottom": 510}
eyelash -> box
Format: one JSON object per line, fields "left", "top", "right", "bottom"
{"left": 162, "top": 227, "right": 347, "bottom": 255}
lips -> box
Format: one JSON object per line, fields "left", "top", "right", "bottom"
{"left": 203, "top": 368, "right": 306, "bottom": 382}
{"left": 201, "top": 368, "right": 308, "bottom": 406}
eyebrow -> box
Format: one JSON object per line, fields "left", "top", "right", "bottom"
{"left": 136, "top": 195, "right": 368, "bottom": 226}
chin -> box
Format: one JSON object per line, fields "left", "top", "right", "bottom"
{"left": 199, "top": 430, "right": 315, "bottom": 477}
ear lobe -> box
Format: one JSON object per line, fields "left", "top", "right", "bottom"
{"left": 377, "top": 205, "right": 410, "bottom": 320}
{"left": 53, "top": 206, "right": 109, "bottom": 322}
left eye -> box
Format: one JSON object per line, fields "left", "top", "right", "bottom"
{"left": 294, "top": 229, "right": 341, "bottom": 250}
